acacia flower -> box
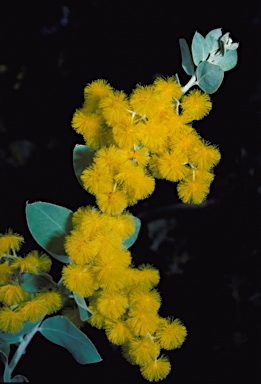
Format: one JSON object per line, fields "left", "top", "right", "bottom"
{"left": 137, "top": 118, "right": 169, "bottom": 153}
{"left": 129, "top": 84, "right": 159, "bottom": 117}
{"left": 126, "top": 308, "right": 160, "bottom": 337}
{"left": 153, "top": 76, "right": 183, "bottom": 104}
{"left": 0, "top": 229, "right": 24, "bottom": 255}
{"left": 80, "top": 163, "right": 114, "bottom": 196}
{"left": 96, "top": 185, "right": 128, "bottom": 216}
{"left": 96, "top": 290, "right": 128, "bottom": 320}
{"left": 99, "top": 90, "right": 130, "bottom": 126}
{"left": 0, "top": 307, "right": 24, "bottom": 333}
{"left": 0, "top": 260, "right": 12, "bottom": 285}
{"left": 189, "top": 140, "right": 221, "bottom": 170}
{"left": 129, "top": 288, "right": 161, "bottom": 313}
{"left": 177, "top": 177, "right": 211, "bottom": 204}
{"left": 140, "top": 355, "right": 171, "bottom": 382}
{"left": 155, "top": 151, "right": 189, "bottom": 182}
{"left": 83, "top": 79, "right": 113, "bottom": 112}
{"left": 36, "top": 290, "right": 63, "bottom": 315}
{"left": 181, "top": 89, "right": 212, "bottom": 121}
{"left": 112, "top": 116, "right": 142, "bottom": 149}
{"left": 62, "top": 264, "right": 98, "bottom": 298}
{"left": 126, "top": 336, "right": 161, "bottom": 365}
{"left": 135, "top": 264, "right": 161, "bottom": 289}
{"left": 65, "top": 230, "right": 97, "bottom": 264}
{"left": 0, "top": 283, "right": 28, "bottom": 306}
{"left": 105, "top": 319, "right": 132, "bottom": 345}
{"left": 155, "top": 317, "right": 187, "bottom": 350}
{"left": 20, "top": 297, "right": 48, "bottom": 323}
{"left": 93, "top": 145, "right": 128, "bottom": 175}
{"left": 106, "top": 212, "right": 135, "bottom": 241}
{"left": 87, "top": 303, "right": 106, "bottom": 329}
{"left": 24, "top": 251, "right": 52, "bottom": 273}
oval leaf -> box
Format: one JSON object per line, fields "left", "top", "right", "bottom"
{"left": 73, "top": 144, "right": 95, "bottom": 186}
{"left": 122, "top": 216, "right": 141, "bottom": 249}
{"left": 73, "top": 292, "right": 93, "bottom": 321}
{"left": 196, "top": 61, "right": 224, "bottom": 94}
{"left": 179, "top": 38, "right": 194, "bottom": 76}
{"left": 205, "top": 28, "right": 222, "bottom": 52}
{"left": 213, "top": 49, "right": 238, "bottom": 71}
{"left": 191, "top": 31, "right": 210, "bottom": 66}
{"left": 39, "top": 316, "right": 102, "bottom": 364}
{"left": 26, "top": 202, "right": 72, "bottom": 263}
{"left": 19, "top": 273, "right": 56, "bottom": 293}
{"left": 10, "top": 375, "right": 29, "bottom": 382}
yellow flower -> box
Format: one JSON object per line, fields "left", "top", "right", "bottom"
{"left": 153, "top": 76, "right": 182, "bottom": 104}
{"left": 155, "top": 317, "right": 187, "bottom": 350}
{"left": 135, "top": 264, "right": 160, "bottom": 289}
{"left": 126, "top": 308, "right": 159, "bottom": 337}
{"left": 24, "top": 251, "right": 52, "bottom": 273}
{"left": 72, "top": 206, "right": 105, "bottom": 238}
{"left": 71, "top": 110, "right": 104, "bottom": 138}
{"left": 0, "top": 284, "right": 28, "bottom": 306}
{"left": 96, "top": 290, "right": 128, "bottom": 320}
{"left": 129, "top": 288, "right": 161, "bottom": 313}
{"left": 83, "top": 79, "right": 113, "bottom": 112}
{"left": 125, "top": 147, "right": 150, "bottom": 167}
{"left": 112, "top": 116, "right": 142, "bottom": 149}
{"left": 177, "top": 177, "right": 211, "bottom": 204}
{"left": 155, "top": 151, "right": 189, "bottom": 182}
{"left": 129, "top": 84, "right": 159, "bottom": 118}
{"left": 62, "top": 264, "right": 98, "bottom": 298}
{"left": 105, "top": 319, "right": 132, "bottom": 345}
{"left": 107, "top": 212, "right": 135, "bottom": 241}
{"left": 138, "top": 118, "right": 169, "bottom": 153}
{"left": 0, "top": 260, "right": 12, "bottom": 285}
{"left": 169, "top": 127, "right": 201, "bottom": 155}
{"left": 65, "top": 230, "right": 97, "bottom": 264}
{"left": 0, "top": 229, "right": 24, "bottom": 255}
{"left": 99, "top": 90, "right": 130, "bottom": 126}
{"left": 189, "top": 140, "right": 221, "bottom": 170}
{"left": 0, "top": 307, "right": 24, "bottom": 333}
{"left": 96, "top": 185, "right": 128, "bottom": 216}
{"left": 20, "top": 297, "right": 48, "bottom": 322}
{"left": 87, "top": 303, "right": 106, "bottom": 329}
{"left": 36, "top": 291, "right": 63, "bottom": 315}
{"left": 181, "top": 89, "right": 212, "bottom": 121}
{"left": 126, "top": 336, "right": 161, "bottom": 365}
{"left": 140, "top": 355, "right": 171, "bottom": 382}
{"left": 80, "top": 164, "right": 114, "bottom": 196}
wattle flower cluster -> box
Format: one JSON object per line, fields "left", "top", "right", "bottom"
{"left": 61, "top": 76, "right": 221, "bottom": 381}
{"left": 0, "top": 230, "right": 63, "bottom": 333}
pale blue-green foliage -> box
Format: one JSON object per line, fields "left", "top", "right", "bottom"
{"left": 73, "top": 144, "right": 95, "bottom": 185}
{"left": 39, "top": 316, "right": 102, "bottom": 364}
{"left": 73, "top": 292, "right": 93, "bottom": 321}
{"left": 19, "top": 272, "right": 57, "bottom": 293}
{"left": 179, "top": 27, "right": 239, "bottom": 93}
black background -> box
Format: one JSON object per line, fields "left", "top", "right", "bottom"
{"left": 0, "top": 1, "right": 260, "bottom": 383}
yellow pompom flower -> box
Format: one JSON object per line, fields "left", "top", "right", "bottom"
{"left": 138, "top": 118, "right": 169, "bottom": 153}
{"left": 181, "top": 89, "right": 212, "bottom": 121}
{"left": 99, "top": 90, "right": 130, "bottom": 126}
{"left": 0, "top": 283, "right": 28, "bottom": 306}
{"left": 0, "top": 229, "right": 24, "bottom": 255}
{"left": 189, "top": 141, "right": 221, "bottom": 170}
{"left": 155, "top": 151, "right": 189, "bottom": 182}
{"left": 96, "top": 290, "right": 128, "bottom": 320}
{"left": 87, "top": 303, "right": 106, "bottom": 329}
{"left": 112, "top": 116, "right": 142, "bottom": 149}
{"left": 0, "top": 261, "right": 12, "bottom": 285}
{"left": 71, "top": 206, "right": 105, "bottom": 239}
{"left": 65, "top": 230, "right": 97, "bottom": 264}
{"left": 0, "top": 307, "right": 24, "bottom": 333}
{"left": 96, "top": 185, "right": 128, "bottom": 216}
{"left": 93, "top": 145, "right": 128, "bottom": 174}
{"left": 71, "top": 110, "right": 104, "bottom": 138}
{"left": 126, "top": 308, "right": 159, "bottom": 337}
{"left": 140, "top": 355, "right": 171, "bottom": 382}
{"left": 24, "top": 251, "right": 52, "bottom": 273}
{"left": 83, "top": 79, "right": 113, "bottom": 112}
{"left": 135, "top": 264, "right": 160, "bottom": 289}
{"left": 125, "top": 147, "right": 150, "bottom": 167}
{"left": 20, "top": 297, "right": 48, "bottom": 323}
{"left": 156, "top": 317, "right": 187, "bottom": 350}
{"left": 62, "top": 264, "right": 98, "bottom": 298}
{"left": 107, "top": 213, "right": 135, "bottom": 240}
{"left": 36, "top": 291, "right": 63, "bottom": 315}
{"left": 169, "top": 128, "right": 201, "bottom": 155}
{"left": 177, "top": 177, "right": 211, "bottom": 204}
{"left": 105, "top": 319, "right": 132, "bottom": 345}
{"left": 153, "top": 76, "right": 183, "bottom": 104}
{"left": 80, "top": 164, "right": 114, "bottom": 196}
{"left": 129, "top": 288, "right": 161, "bottom": 313}
{"left": 129, "top": 84, "right": 159, "bottom": 118}
{"left": 126, "top": 336, "right": 161, "bottom": 365}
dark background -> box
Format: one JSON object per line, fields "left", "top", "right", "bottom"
{"left": 0, "top": 1, "right": 260, "bottom": 383}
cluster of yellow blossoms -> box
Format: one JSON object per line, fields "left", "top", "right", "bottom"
{"left": 0, "top": 230, "right": 63, "bottom": 333}
{"left": 60, "top": 76, "right": 221, "bottom": 381}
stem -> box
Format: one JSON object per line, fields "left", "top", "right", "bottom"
{"left": 4, "top": 322, "right": 42, "bottom": 382}
{"left": 181, "top": 74, "right": 197, "bottom": 95}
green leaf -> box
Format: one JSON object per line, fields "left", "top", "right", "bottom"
{"left": 19, "top": 273, "right": 56, "bottom": 293}
{"left": 10, "top": 375, "right": 29, "bottom": 382}
{"left": 26, "top": 202, "right": 73, "bottom": 263}
{"left": 73, "top": 144, "right": 95, "bottom": 185}
{"left": 39, "top": 316, "right": 102, "bottom": 364}
{"left": 73, "top": 292, "right": 93, "bottom": 321}
{"left": 196, "top": 61, "right": 224, "bottom": 94}
{"left": 213, "top": 49, "right": 238, "bottom": 71}
{"left": 0, "top": 321, "right": 41, "bottom": 344}
{"left": 205, "top": 28, "right": 222, "bottom": 52}
{"left": 191, "top": 31, "right": 210, "bottom": 66}
{"left": 179, "top": 38, "right": 194, "bottom": 76}
{"left": 122, "top": 216, "right": 141, "bottom": 249}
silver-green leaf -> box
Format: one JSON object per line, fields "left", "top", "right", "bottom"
{"left": 196, "top": 61, "right": 224, "bottom": 94}
{"left": 191, "top": 31, "right": 210, "bottom": 66}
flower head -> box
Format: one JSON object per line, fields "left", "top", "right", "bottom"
{"left": 140, "top": 355, "right": 171, "bottom": 382}
{"left": 62, "top": 264, "right": 98, "bottom": 298}
{"left": 181, "top": 89, "right": 212, "bottom": 121}
{"left": 0, "top": 307, "right": 24, "bottom": 333}
{"left": 155, "top": 317, "right": 187, "bottom": 350}
{"left": 0, "top": 229, "right": 24, "bottom": 255}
